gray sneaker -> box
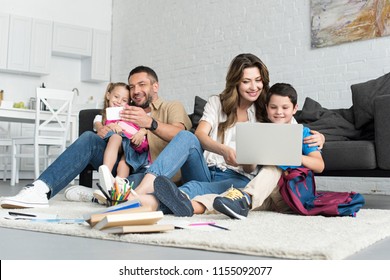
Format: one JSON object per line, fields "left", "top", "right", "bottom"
{"left": 1, "top": 184, "right": 49, "bottom": 209}
{"left": 213, "top": 187, "right": 250, "bottom": 219}
{"left": 153, "top": 176, "right": 194, "bottom": 217}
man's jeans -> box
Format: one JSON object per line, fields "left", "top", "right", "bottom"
{"left": 39, "top": 131, "right": 145, "bottom": 198}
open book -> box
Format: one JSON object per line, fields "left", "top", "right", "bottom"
{"left": 101, "top": 224, "right": 174, "bottom": 234}
{"left": 93, "top": 210, "right": 164, "bottom": 230}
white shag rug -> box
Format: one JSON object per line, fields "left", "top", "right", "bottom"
{"left": 0, "top": 195, "right": 389, "bottom": 260}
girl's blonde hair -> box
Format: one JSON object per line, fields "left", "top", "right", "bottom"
{"left": 218, "top": 53, "right": 270, "bottom": 142}
{"left": 101, "top": 82, "right": 130, "bottom": 124}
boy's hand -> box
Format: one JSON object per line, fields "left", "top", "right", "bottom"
{"left": 304, "top": 130, "right": 325, "bottom": 149}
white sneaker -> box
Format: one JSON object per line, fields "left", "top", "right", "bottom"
{"left": 114, "top": 176, "right": 130, "bottom": 193}
{"left": 0, "top": 184, "right": 49, "bottom": 209}
{"left": 98, "top": 165, "right": 115, "bottom": 193}
{"left": 64, "top": 185, "right": 98, "bottom": 203}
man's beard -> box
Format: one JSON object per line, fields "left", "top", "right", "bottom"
{"left": 135, "top": 95, "right": 152, "bottom": 109}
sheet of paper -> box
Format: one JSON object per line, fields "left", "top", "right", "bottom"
{"left": 106, "top": 107, "right": 123, "bottom": 120}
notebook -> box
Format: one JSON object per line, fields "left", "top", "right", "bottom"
{"left": 236, "top": 122, "right": 303, "bottom": 166}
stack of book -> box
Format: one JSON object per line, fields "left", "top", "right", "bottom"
{"left": 84, "top": 199, "right": 174, "bottom": 234}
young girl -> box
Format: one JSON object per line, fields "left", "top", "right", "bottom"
{"left": 94, "top": 82, "right": 149, "bottom": 197}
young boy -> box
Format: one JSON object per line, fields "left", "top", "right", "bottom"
{"left": 152, "top": 83, "right": 325, "bottom": 218}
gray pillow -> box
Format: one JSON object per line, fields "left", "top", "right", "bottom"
{"left": 351, "top": 72, "right": 390, "bottom": 129}
{"left": 190, "top": 96, "right": 207, "bottom": 131}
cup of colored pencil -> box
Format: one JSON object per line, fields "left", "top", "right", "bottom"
{"left": 110, "top": 180, "right": 134, "bottom": 206}
{"left": 96, "top": 180, "right": 135, "bottom": 206}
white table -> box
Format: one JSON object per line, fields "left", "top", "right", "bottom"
{"left": 0, "top": 108, "right": 79, "bottom": 143}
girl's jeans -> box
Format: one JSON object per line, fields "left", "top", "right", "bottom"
{"left": 146, "top": 130, "right": 250, "bottom": 199}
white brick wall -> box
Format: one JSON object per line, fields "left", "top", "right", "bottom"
{"left": 111, "top": 0, "right": 390, "bottom": 194}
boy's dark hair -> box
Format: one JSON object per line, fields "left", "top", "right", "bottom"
{"left": 128, "top": 66, "right": 159, "bottom": 83}
{"left": 266, "top": 83, "right": 298, "bottom": 106}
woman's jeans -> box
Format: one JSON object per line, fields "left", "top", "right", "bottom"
{"left": 146, "top": 130, "right": 250, "bottom": 199}
{"left": 39, "top": 131, "right": 146, "bottom": 198}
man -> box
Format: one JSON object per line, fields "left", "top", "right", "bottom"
{"left": 0, "top": 66, "right": 192, "bottom": 209}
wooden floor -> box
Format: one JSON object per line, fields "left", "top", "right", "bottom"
{"left": 0, "top": 179, "right": 389, "bottom": 260}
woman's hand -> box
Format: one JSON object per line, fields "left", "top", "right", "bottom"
{"left": 303, "top": 130, "right": 325, "bottom": 149}
{"left": 221, "top": 145, "right": 238, "bottom": 167}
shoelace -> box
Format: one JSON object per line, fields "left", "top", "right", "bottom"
{"left": 224, "top": 187, "right": 244, "bottom": 201}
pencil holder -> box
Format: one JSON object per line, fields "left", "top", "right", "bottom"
{"left": 106, "top": 198, "right": 128, "bottom": 207}
{"left": 96, "top": 182, "right": 132, "bottom": 207}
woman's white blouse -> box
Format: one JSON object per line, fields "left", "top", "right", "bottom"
{"left": 200, "top": 95, "right": 261, "bottom": 179}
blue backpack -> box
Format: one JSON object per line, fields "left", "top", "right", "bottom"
{"left": 278, "top": 168, "right": 365, "bottom": 217}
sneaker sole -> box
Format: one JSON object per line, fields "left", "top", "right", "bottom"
{"left": 154, "top": 176, "right": 193, "bottom": 217}
{"left": 98, "top": 165, "right": 114, "bottom": 193}
{"left": 93, "top": 190, "right": 108, "bottom": 205}
{"left": 213, "top": 199, "right": 247, "bottom": 220}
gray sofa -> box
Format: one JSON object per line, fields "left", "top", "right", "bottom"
{"left": 78, "top": 72, "right": 390, "bottom": 186}
{"left": 295, "top": 72, "right": 390, "bottom": 177}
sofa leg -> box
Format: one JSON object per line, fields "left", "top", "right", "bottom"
{"left": 79, "top": 166, "right": 94, "bottom": 188}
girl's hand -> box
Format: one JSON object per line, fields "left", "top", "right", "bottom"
{"left": 303, "top": 130, "right": 325, "bottom": 149}
{"left": 131, "top": 131, "right": 145, "bottom": 147}
{"left": 107, "top": 123, "right": 123, "bottom": 134}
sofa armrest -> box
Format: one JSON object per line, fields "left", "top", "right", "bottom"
{"left": 374, "top": 95, "right": 390, "bottom": 169}
{"left": 78, "top": 109, "right": 101, "bottom": 187}
{"left": 78, "top": 109, "right": 101, "bottom": 135}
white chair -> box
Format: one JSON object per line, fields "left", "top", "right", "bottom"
{"left": 0, "top": 123, "right": 12, "bottom": 181}
{"left": 11, "top": 88, "right": 75, "bottom": 186}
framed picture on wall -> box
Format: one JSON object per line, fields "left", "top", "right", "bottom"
{"left": 311, "top": 0, "right": 390, "bottom": 48}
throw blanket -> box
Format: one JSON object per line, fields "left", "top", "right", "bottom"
{"left": 296, "top": 97, "right": 362, "bottom": 141}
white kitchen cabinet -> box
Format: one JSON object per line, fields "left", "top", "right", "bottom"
{"left": 7, "top": 15, "right": 31, "bottom": 72}
{"left": 0, "top": 13, "right": 9, "bottom": 70}
{"left": 52, "top": 22, "right": 92, "bottom": 58}
{"left": 2, "top": 15, "right": 52, "bottom": 75}
{"left": 81, "top": 29, "right": 111, "bottom": 82}
{"left": 29, "top": 19, "right": 53, "bottom": 74}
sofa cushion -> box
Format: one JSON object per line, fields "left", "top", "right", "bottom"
{"left": 189, "top": 95, "right": 207, "bottom": 132}
{"left": 321, "top": 141, "right": 377, "bottom": 170}
{"left": 351, "top": 72, "right": 390, "bottom": 129}
{"left": 296, "top": 97, "right": 361, "bottom": 141}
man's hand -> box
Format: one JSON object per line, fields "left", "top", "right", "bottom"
{"left": 96, "top": 126, "right": 111, "bottom": 138}
{"left": 120, "top": 104, "right": 151, "bottom": 129}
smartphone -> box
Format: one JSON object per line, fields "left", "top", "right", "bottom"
{"left": 106, "top": 107, "right": 123, "bottom": 120}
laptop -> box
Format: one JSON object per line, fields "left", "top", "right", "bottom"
{"left": 236, "top": 122, "right": 303, "bottom": 166}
